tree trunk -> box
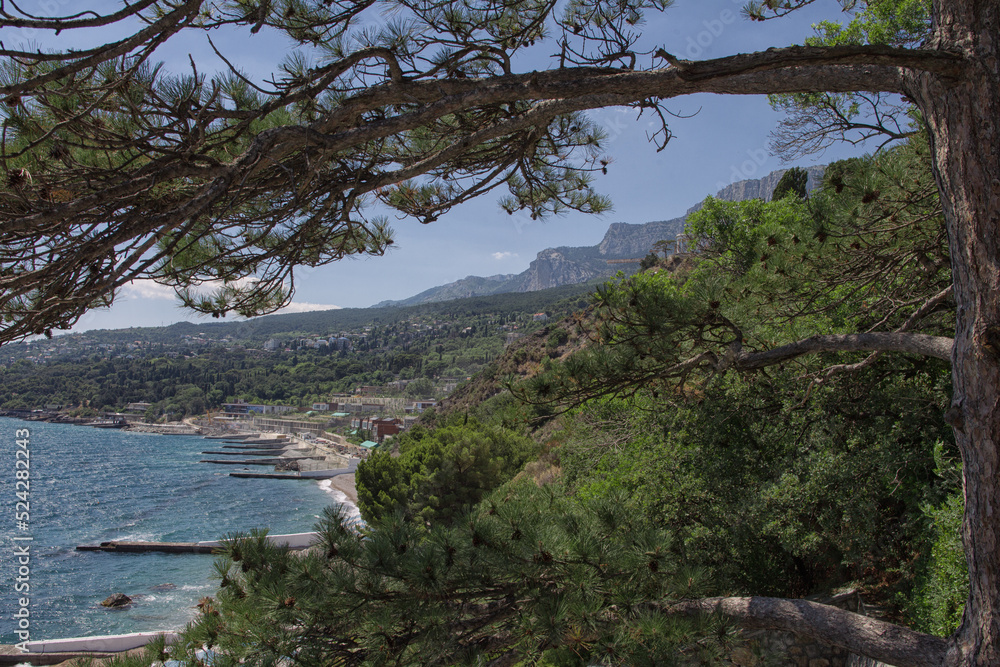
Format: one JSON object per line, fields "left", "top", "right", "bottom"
{"left": 909, "top": 2, "right": 1000, "bottom": 664}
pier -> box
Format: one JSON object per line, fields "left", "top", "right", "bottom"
{"left": 76, "top": 541, "right": 220, "bottom": 554}
{"left": 222, "top": 445, "right": 289, "bottom": 452}
{"left": 229, "top": 437, "right": 290, "bottom": 445}
{"left": 77, "top": 533, "right": 321, "bottom": 554}
{"left": 200, "top": 449, "right": 293, "bottom": 456}
{"left": 2, "top": 631, "right": 182, "bottom": 664}
{"left": 231, "top": 464, "right": 357, "bottom": 480}
{"left": 1, "top": 647, "right": 118, "bottom": 665}
{"left": 199, "top": 456, "right": 321, "bottom": 465}
{"left": 231, "top": 471, "right": 315, "bottom": 479}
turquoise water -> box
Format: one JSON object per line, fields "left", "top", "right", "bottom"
{"left": 0, "top": 417, "right": 351, "bottom": 643}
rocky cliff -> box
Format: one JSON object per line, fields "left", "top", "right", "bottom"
{"left": 375, "top": 166, "right": 825, "bottom": 307}
{"left": 685, "top": 165, "right": 826, "bottom": 215}
{"left": 597, "top": 218, "right": 686, "bottom": 258}
{"left": 512, "top": 247, "right": 613, "bottom": 292}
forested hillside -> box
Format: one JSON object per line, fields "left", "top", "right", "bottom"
{"left": 174, "top": 139, "right": 968, "bottom": 665}
{"left": 0, "top": 283, "right": 594, "bottom": 413}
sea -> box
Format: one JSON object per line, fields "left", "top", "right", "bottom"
{"left": 0, "top": 417, "right": 357, "bottom": 644}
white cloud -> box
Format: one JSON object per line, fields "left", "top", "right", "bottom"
{"left": 118, "top": 281, "right": 338, "bottom": 315}
{"left": 121, "top": 280, "right": 176, "bottom": 300}
{"left": 276, "top": 302, "right": 342, "bottom": 314}
{"left": 492, "top": 251, "right": 518, "bottom": 260}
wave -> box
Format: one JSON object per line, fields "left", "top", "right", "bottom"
{"left": 317, "top": 480, "right": 363, "bottom": 526}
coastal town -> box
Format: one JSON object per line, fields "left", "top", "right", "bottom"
{"left": 0, "top": 385, "right": 448, "bottom": 485}
{"left": 0, "top": 288, "right": 578, "bottom": 430}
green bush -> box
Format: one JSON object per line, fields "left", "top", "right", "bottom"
{"left": 356, "top": 416, "right": 539, "bottom": 526}
{"left": 909, "top": 489, "right": 968, "bottom": 636}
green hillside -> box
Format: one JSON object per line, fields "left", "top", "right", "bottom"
{"left": 0, "top": 282, "right": 599, "bottom": 413}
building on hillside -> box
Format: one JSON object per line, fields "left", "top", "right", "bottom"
{"left": 312, "top": 402, "right": 330, "bottom": 411}
{"left": 440, "top": 377, "right": 468, "bottom": 393}
{"left": 371, "top": 418, "right": 402, "bottom": 442}
{"left": 329, "top": 337, "right": 351, "bottom": 351}
{"left": 264, "top": 338, "right": 281, "bottom": 351}
{"left": 348, "top": 416, "right": 403, "bottom": 443}
{"left": 222, "top": 400, "right": 296, "bottom": 417}
{"left": 327, "top": 412, "right": 351, "bottom": 427}
{"left": 407, "top": 400, "right": 437, "bottom": 413}
{"left": 532, "top": 312, "right": 549, "bottom": 322}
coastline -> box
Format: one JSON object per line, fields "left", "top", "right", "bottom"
{"left": 0, "top": 418, "right": 359, "bottom": 644}
{"left": 322, "top": 473, "right": 358, "bottom": 505}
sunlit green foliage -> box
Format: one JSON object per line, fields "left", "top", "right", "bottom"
{"left": 909, "top": 446, "right": 968, "bottom": 637}
{"left": 356, "top": 417, "right": 538, "bottom": 525}
{"left": 807, "top": 0, "right": 931, "bottom": 47}
{"left": 559, "top": 361, "right": 955, "bottom": 600}
{"left": 517, "top": 135, "right": 950, "bottom": 409}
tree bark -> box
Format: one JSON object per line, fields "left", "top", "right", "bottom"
{"left": 665, "top": 597, "right": 947, "bottom": 667}
{"left": 905, "top": 1, "right": 1000, "bottom": 664}
{"left": 732, "top": 332, "right": 954, "bottom": 368}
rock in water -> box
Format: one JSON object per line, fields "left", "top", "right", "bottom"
{"left": 149, "top": 583, "right": 177, "bottom": 592}
{"left": 101, "top": 592, "right": 132, "bottom": 607}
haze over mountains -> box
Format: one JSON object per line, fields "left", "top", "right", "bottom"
{"left": 374, "top": 166, "right": 825, "bottom": 307}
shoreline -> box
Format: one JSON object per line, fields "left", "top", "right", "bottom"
{"left": 322, "top": 472, "right": 358, "bottom": 505}
{"left": 0, "top": 416, "right": 360, "bottom": 645}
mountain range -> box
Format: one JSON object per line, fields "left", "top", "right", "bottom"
{"left": 373, "top": 165, "right": 825, "bottom": 307}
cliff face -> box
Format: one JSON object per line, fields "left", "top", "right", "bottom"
{"left": 597, "top": 218, "right": 686, "bottom": 258}
{"left": 376, "top": 166, "right": 825, "bottom": 307}
{"left": 515, "top": 248, "right": 611, "bottom": 291}
{"left": 685, "top": 165, "right": 826, "bottom": 215}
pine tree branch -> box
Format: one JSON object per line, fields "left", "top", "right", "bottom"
{"left": 660, "top": 596, "right": 948, "bottom": 667}
{"left": 0, "top": 26, "right": 972, "bottom": 340}
{"left": 657, "top": 44, "right": 965, "bottom": 83}
{"left": 731, "top": 331, "right": 953, "bottom": 370}
{"left": 0, "top": 0, "right": 203, "bottom": 98}
{"left": 0, "top": 0, "right": 161, "bottom": 32}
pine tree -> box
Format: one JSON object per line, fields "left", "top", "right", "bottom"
{"left": 175, "top": 484, "right": 744, "bottom": 666}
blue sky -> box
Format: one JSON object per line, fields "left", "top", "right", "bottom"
{"left": 10, "top": 1, "right": 881, "bottom": 333}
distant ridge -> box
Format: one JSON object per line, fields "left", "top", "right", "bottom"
{"left": 373, "top": 165, "right": 824, "bottom": 307}
{"left": 36, "top": 282, "right": 597, "bottom": 349}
